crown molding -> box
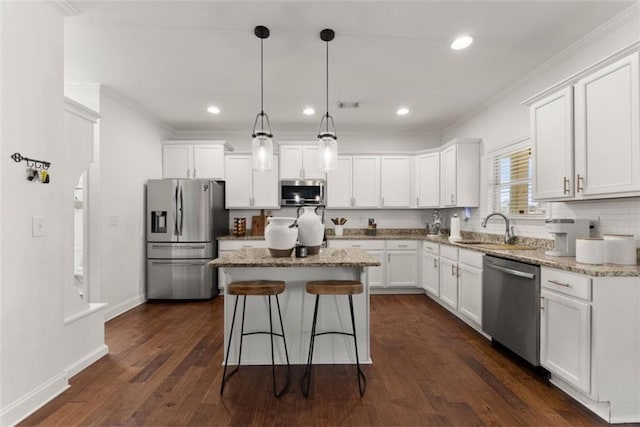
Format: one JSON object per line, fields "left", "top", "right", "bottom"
{"left": 99, "top": 86, "right": 176, "bottom": 134}
{"left": 49, "top": 0, "right": 80, "bottom": 17}
{"left": 441, "top": 2, "right": 640, "bottom": 136}
{"left": 64, "top": 97, "right": 101, "bottom": 122}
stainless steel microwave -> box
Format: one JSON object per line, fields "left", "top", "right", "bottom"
{"left": 280, "top": 180, "right": 326, "bottom": 206}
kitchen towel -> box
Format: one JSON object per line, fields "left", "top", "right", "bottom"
{"left": 449, "top": 215, "right": 462, "bottom": 242}
{"left": 603, "top": 234, "right": 637, "bottom": 265}
{"left": 576, "top": 238, "right": 604, "bottom": 265}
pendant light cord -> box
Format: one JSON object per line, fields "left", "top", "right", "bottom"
{"left": 325, "top": 40, "right": 329, "bottom": 132}
{"left": 261, "top": 38, "right": 264, "bottom": 130}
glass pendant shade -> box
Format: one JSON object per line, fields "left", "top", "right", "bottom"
{"left": 318, "top": 134, "right": 337, "bottom": 172}
{"left": 252, "top": 133, "right": 273, "bottom": 171}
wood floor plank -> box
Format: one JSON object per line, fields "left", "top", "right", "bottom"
{"left": 19, "top": 295, "right": 619, "bottom": 426}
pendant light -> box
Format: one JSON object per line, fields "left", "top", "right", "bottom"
{"left": 317, "top": 28, "right": 337, "bottom": 172}
{"left": 251, "top": 25, "right": 274, "bottom": 171}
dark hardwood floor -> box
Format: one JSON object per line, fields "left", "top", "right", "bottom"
{"left": 21, "top": 295, "right": 612, "bottom": 426}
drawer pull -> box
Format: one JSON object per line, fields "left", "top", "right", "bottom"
{"left": 398, "top": 244, "right": 408, "bottom": 248}
{"left": 241, "top": 245, "right": 252, "bottom": 248}
{"left": 352, "top": 244, "right": 362, "bottom": 248}
{"left": 548, "top": 279, "right": 571, "bottom": 287}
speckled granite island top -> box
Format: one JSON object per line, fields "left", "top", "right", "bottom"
{"left": 208, "top": 248, "right": 381, "bottom": 268}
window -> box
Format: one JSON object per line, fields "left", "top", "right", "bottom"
{"left": 490, "top": 141, "right": 545, "bottom": 217}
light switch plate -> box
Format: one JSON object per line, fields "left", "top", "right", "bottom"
{"left": 108, "top": 215, "right": 118, "bottom": 226}
{"left": 32, "top": 216, "right": 46, "bottom": 237}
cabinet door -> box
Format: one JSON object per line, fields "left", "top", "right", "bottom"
{"left": 574, "top": 52, "right": 640, "bottom": 197}
{"left": 439, "top": 258, "right": 458, "bottom": 310}
{"left": 253, "top": 156, "right": 279, "bottom": 208}
{"left": 540, "top": 289, "right": 591, "bottom": 394}
{"left": 327, "top": 156, "right": 353, "bottom": 208}
{"left": 224, "top": 155, "right": 253, "bottom": 208}
{"left": 353, "top": 156, "right": 380, "bottom": 208}
{"left": 421, "top": 251, "right": 439, "bottom": 296}
{"left": 416, "top": 153, "right": 440, "bottom": 208}
{"left": 531, "top": 87, "right": 574, "bottom": 200}
{"left": 367, "top": 249, "right": 386, "bottom": 288}
{"left": 279, "top": 146, "right": 303, "bottom": 179}
{"left": 163, "top": 144, "right": 193, "bottom": 179}
{"left": 381, "top": 156, "right": 412, "bottom": 207}
{"left": 193, "top": 144, "right": 224, "bottom": 179}
{"left": 458, "top": 263, "right": 482, "bottom": 327}
{"left": 387, "top": 250, "right": 418, "bottom": 287}
{"left": 440, "top": 146, "right": 457, "bottom": 207}
{"left": 302, "top": 146, "right": 325, "bottom": 179}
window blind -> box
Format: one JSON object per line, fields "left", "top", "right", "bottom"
{"left": 492, "top": 147, "right": 545, "bottom": 216}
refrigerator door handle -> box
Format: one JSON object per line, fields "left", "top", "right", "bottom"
{"left": 174, "top": 184, "right": 180, "bottom": 236}
{"left": 179, "top": 185, "right": 184, "bottom": 236}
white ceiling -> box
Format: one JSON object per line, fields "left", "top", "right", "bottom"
{"left": 64, "top": 1, "right": 635, "bottom": 134}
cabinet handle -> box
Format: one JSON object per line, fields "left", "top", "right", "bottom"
{"left": 433, "top": 258, "right": 437, "bottom": 268}
{"left": 540, "top": 296, "right": 544, "bottom": 311}
{"left": 576, "top": 174, "right": 584, "bottom": 193}
{"left": 451, "top": 264, "right": 455, "bottom": 277}
{"left": 450, "top": 194, "right": 455, "bottom": 204}
{"left": 398, "top": 244, "right": 408, "bottom": 248}
{"left": 548, "top": 279, "right": 571, "bottom": 287}
{"left": 382, "top": 197, "right": 385, "bottom": 207}
{"left": 387, "top": 253, "right": 391, "bottom": 263}
{"left": 416, "top": 197, "right": 419, "bottom": 206}
{"left": 563, "top": 177, "right": 570, "bottom": 194}
{"left": 352, "top": 197, "right": 356, "bottom": 207}
{"left": 186, "top": 168, "right": 191, "bottom": 178}
{"left": 193, "top": 168, "right": 197, "bottom": 178}
{"left": 352, "top": 244, "right": 362, "bottom": 247}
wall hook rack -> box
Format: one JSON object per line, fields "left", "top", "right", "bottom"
{"left": 10, "top": 152, "right": 51, "bottom": 170}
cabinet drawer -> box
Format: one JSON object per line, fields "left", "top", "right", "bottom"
{"left": 440, "top": 245, "right": 458, "bottom": 261}
{"left": 218, "top": 240, "right": 267, "bottom": 251}
{"left": 458, "top": 248, "right": 483, "bottom": 269}
{"left": 329, "top": 240, "right": 384, "bottom": 250}
{"left": 422, "top": 241, "right": 439, "bottom": 255}
{"left": 387, "top": 240, "right": 418, "bottom": 250}
{"left": 541, "top": 268, "right": 592, "bottom": 301}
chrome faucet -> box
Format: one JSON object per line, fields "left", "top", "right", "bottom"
{"left": 481, "top": 212, "right": 515, "bottom": 244}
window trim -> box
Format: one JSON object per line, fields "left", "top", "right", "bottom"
{"left": 487, "top": 136, "right": 548, "bottom": 220}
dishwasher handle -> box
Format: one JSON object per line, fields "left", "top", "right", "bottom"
{"left": 485, "top": 262, "right": 535, "bottom": 279}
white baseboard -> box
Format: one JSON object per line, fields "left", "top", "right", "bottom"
{"left": 104, "top": 293, "right": 146, "bottom": 321}
{"left": 0, "top": 374, "right": 68, "bottom": 427}
{"left": 65, "top": 344, "right": 109, "bottom": 379}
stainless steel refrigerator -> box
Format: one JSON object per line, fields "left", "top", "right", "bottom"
{"left": 146, "top": 179, "right": 228, "bottom": 299}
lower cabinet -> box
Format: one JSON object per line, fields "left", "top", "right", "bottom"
{"left": 421, "top": 243, "right": 439, "bottom": 296}
{"left": 386, "top": 241, "right": 418, "bottom": 288}
{"left": 457, "top": 249, "right": 484, "bottom": 327}
{"left": 217, "top": 240, "right": 267, "bottom": 289}
{"left": 366, "top": 249, "right": 385, "bottom": 287}
{"left": 438, "top": 257, "right": 458, "bottom": 310}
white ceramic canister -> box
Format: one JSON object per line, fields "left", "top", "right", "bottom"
{"left": 603, "top": 234, "right": 637, "bottom": 265}
{"left": 297, "top": 206, "right": 325, "bottom": 254}
{"left": 575, "top": 238, "right": 604, "bottom": 265}
{"left": 264, "top": 217, "right": 298, "bottom": 257}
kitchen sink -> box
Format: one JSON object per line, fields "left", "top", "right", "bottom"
{"left": 461, "top": 242, "right": 531, "bottom": 250}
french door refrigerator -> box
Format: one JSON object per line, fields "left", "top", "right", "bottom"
{"left": 146, "top": 179, "right": 228, "bottom": 299}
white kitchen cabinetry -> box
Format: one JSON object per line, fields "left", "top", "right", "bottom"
{"left": 457, "top": 249, "right": 483, "bottom": 327}
{"left": 162, "top": 141, "right": 225, "bottom": 179}
{"left": 328, "top": 240, "right": 385, "bottom": 288}
{"left": 380, "top": 156, "right": 412, "bottom": 208}
{"left": 416, "top": 152, "right": 440, "bottom": 208}
{"left": 530, "top": 87, "right": 574, "bottom": 199}
{"left": 327, "top": 156, "right": 353, "bottom": 208}
{"left": 386, "top": 240, "right": 418, "bottom": 287}
{"left": 526, "top": 51, "right": 640, "bottom": 202}
{"left": 440, "top": 139, "right": 480, "bottom": 207}
{"left": 217, "top": 240, "right": 267, "bottom": 289}
{"left": 421, "top": 242, "right": 439, "bottom": 296}
{"left": 438, "top": 251, "right": 458, "bottom": 310}
{"left": 353, "top": 156, "right": 381, "bottom": 208}
{"left": 279, "top": 145, "right": 325, "bottom": 180}
{"left": 540, "top": 268, "right": 592, "bottom": 394}
{"left": 574, "top": 52, "right": 640, "bottom": 197}
{"left": 224, "top": 155, "right": 279, "bottom": 208}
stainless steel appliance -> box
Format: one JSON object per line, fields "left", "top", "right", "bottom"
{"left": 545, "top": 218, "right": 590, "bottom": 256}
{"left": 281, "top": 179, "right": 325, "bottom": 206}
{"left": 483, "top": 255, "right": 541, "bottom": 366}
{"left": 146, "top": 179, "right": 228, "bottom": 299}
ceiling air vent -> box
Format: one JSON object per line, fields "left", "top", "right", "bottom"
{"left": 337, "top": 101, "right": 360, "bottom": 109}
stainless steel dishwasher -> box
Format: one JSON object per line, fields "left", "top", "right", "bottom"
{"left": 482, "top": 255, "right": 541, "bottom": 366}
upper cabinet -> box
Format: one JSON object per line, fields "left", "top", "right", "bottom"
{"left": 162, "top": 140, "right": 225, "bottom": 180}
{"left": 526, "top": 50, "right": 640, "bottom": 201}
{"left": 327, "top": 156, "right": 353, "bottom": 208}
{"left": 440, "top": 139, "right": 481, "bottom": 208}
{"left": 353, "top": 156, "right": 381, "bottom": 208}
{"left": 380, "top": 156, "right": 412, "bottom": 208}
{"left": 224, "top": 154, "right": 279, "bottom": 209}
{"left": 416, "top": 152, "right": 440, "bottom": 208}
{"left": 279, "top": 144, "right": 325, "bottom": 180}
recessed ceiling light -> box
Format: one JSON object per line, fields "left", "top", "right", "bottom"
{"left": 397, "top": 107, "right": 410, "bottom": 116}
{"left": 303, "top": 107, "right": 315, "bottom": 116}
{"left": 451, "top": 35, "right": 474, "bottom": 50}
{"left": 207, "top": 105, "right": 221, "bottom": 114}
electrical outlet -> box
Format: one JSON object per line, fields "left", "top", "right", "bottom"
{"left": 32, "top": 216, "right": 46, "bottom": 237}
{"left": 108, "top": 216, "right": 118, "bottom": 226}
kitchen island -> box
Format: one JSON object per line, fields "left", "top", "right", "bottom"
{"left": 208, "top": 247, "right": 380, "bottom": 365}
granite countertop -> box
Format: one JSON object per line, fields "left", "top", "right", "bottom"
{"left": 208, "top": 247, "right": 381, "bottom": 268}
{"left": 218, "top": 230, "right": 640, "bottom": 277}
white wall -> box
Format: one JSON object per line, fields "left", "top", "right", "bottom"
{"left": 442, "top": 6, "right": 640, "bottom": 240}
{"left": 0, "top": 3, "right": 68, "bottom": 424}
{"left": 98, "top": 91, "right": 167, "bottom": 320}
